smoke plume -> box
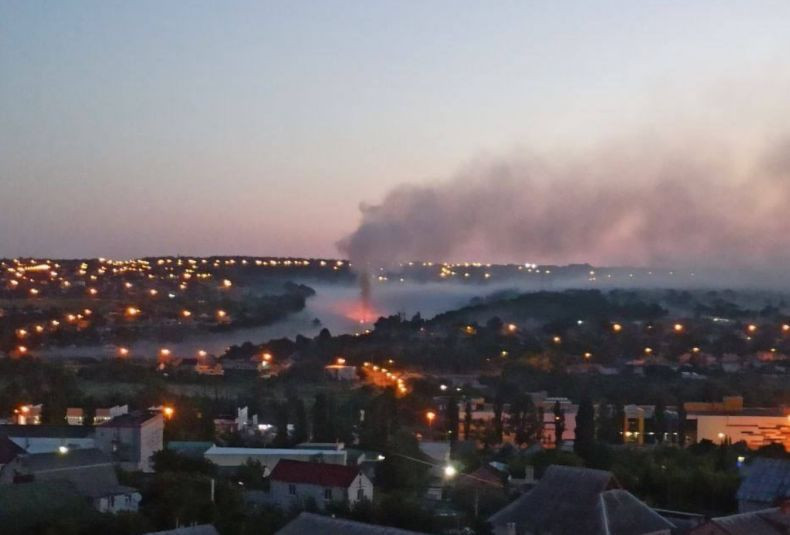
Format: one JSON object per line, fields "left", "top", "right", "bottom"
{"left": 338, "top": 133, "right": 790, "bottom": 272}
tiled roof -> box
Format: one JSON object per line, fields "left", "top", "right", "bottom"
{"left": 101, "top": 411, "right": 160, "bottom": 428}
{"left": 489, "top": 465, "right": 618, "bottom": 535}
{"left": 270, "top": 459, "right": 359, "bottom": 488}
{"left": 737, "top": 458, "right": 790, "bottom": 505}
{"left": 18, "top": 448, "right": 137, "bottom": 500}
{"left": 598, "top": 489, "right": 676, "bottom": 535}
{"left": 707, "top": 507, "right": 790, "bottom": 534}
{"left": 276, "top": 512, "right": 429, "bottom": 534}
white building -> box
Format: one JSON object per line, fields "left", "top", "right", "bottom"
{"left": 94, "top": 412, "right": 164, "bottom": 473}
{"left": 269, "top": 459, "right": 372, "bottom": 511}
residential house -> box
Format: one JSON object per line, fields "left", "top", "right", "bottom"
{"left": 0, "top": 448, "right": 141, "bottom": 513}
{"left": 93, "top": 404, "right": 129, "bottom": 425}
{"left": 736, "top": 458, "right": 790, "bottom": 512}
{"left": 12, "top": 404, "right": 42, "bottom": 425}
{"left": 276, "top": 512, "right": 428, "bottom": 534}
{"left": 269, "top": 459, "right": 372, "bottom": 511}
{"left": 488, "top": 465, "right": 675, "bottom": 535}
{"left": 65, "top": 408, "right": 84, "bottom": 425}
{"left": 324, "top": 363, "right": 358, "bottom": 381}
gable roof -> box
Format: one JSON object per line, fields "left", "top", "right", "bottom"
{"left": 737, "top": 458, "right": 790, "bottom": 505}
{"left": 704, "top": 507, "right": 790, "bottom": 535}
{"left": 489, "top": 465, "right": 619, "bottom": 535}
{"left": 598, "top": 489, "right": 676, "bottom": 535}
{"left": 270, "top": 459, "right": 360, "bottom": 488}
{"left": 16, "top": 448, "right": 137, "bottom": 499}
{"left": 276, "top": 512, "right": 429, "bottom": 535}
{"left": 0, "top": 435, "right": 24, "bottom": 464}
{"left": 144, "top": 525, "right": 220, "bottom": 535}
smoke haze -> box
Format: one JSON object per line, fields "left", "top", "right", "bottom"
{"left": 338, "top": 130, "right": 790, "bottom": 272}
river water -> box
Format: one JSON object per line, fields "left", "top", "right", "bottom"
{"left": 37, "top": 282, "right": 505, "bottom": 360}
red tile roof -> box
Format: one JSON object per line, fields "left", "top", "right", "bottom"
{"left": 270, "top": 459, "right": 359, "bottom": 488}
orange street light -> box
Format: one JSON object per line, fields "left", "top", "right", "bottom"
{"left": 426, "top": 411, "right": 436, "bottom": 428}
{"left": 612, "top": 323, "right": 623, "bottom": 333}
{"left": 163, "top": 406, "right": 175, "bottom": 419}
{"left": 673, "top": 323, "right": 684, "bottom": 333}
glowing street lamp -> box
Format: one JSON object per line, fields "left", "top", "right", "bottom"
{"left": 673, "top": 323, "right": 684, "bottom": 333}
{"left": 443, "top": 465, "right": 457, "bottom": 478}
{"left": 426, "top": 410, "right": 436, "bottom": 429}
{"left": 163, "top": 406, "right": 175, "bottom": 419}
{"left": 747, "top": 324, "right": 758, "bottom": 333}
{"left": 612, "top": 323, "right": 623, "bottom": 333}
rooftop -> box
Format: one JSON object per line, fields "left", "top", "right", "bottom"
{"left": 705, "top": 507, "right": 790, "bottom": 535}
{"left": 488, "top": 465, "right": 672, "bottom": 535}
{"left": 0, "top": 424, "right": 93, "bottom": 439}
{"left": 270, "top": 459, "right": 360, "bottom": 488}
{"left": 737, "top": 458, "right": 790, "bottom": 504}
{"left": 276, "top": 512, "right": 428, "bottom": 535}
{"left": 16, "top": 448, "right": 138, "bottom": 499}
{"left": 100, "top": 411, "right": 161, "bottom": 428}
{"left": 205, "top": 446, "right": 346, "bottom": 456}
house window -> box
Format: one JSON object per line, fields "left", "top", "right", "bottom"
{"left": 288, "top": 484, "right": 296, "bottom": 495}
{"left": 324, "top": 488, "right": 332, "bottom": 500}
{"left": 357, "top": 488, "right": 364, "bottom": 500}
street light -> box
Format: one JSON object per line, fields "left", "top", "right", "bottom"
{"left": 426, "top": 411, "right": 436, "bottom": 429}
{"left": 443, "top": 465, "right": 457, "bottom": 478}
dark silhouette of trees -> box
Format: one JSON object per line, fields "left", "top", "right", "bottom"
{"left": 574, "top": 397, "right": 595, "bottom": 461}
{"left": 553, "top": 400, "right": 565, "bottom": 449}
{"left": 445, "top": 396, "right": 459, "bottom": 444}
{"left": 463, "top": 401, "right": 472, "bottom": 441}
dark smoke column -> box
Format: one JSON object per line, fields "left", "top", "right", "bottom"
{"left": 359, "top": 270, "right": 371, "bottom": 324}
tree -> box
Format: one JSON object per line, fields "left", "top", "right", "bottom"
{"left": 273, "top": 402, "right": 289, "bottom": 447}
{"left": 445, "top": 396, "right": 459, "bottom": 444}
{"left": 553, "top": 401, "right": 565, "bottom": 449}
{"left": 463, "top": 401, "right": 472, "bottom": 441}
{"left": 653, "top": 399, "right": 667, "bottom": 444}
{"left": 312, "top": 393, "right": 337, "bottom": 442}
{"left": 290, "top": 397, "right": 309, "bottom": 445}
{"left": 493, "top": 396, "right": 504, "bottom": 444}
{"left": 678, "top": 402, "right": 687, "bottom": 447}
{"left": 574, "top": 397, "right": 595, "bottom": 462}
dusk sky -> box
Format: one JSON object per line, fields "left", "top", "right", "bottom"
{"left": 2, "top": 1, "right": 790, "bottom": 262}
